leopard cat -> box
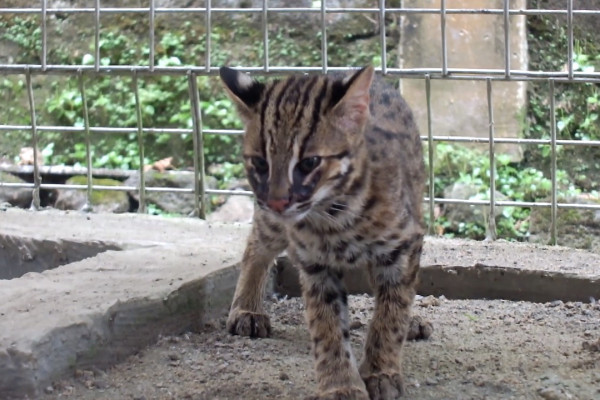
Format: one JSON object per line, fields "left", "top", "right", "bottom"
{"left": 219, "top": 65, "right": 427, "bottom": 400}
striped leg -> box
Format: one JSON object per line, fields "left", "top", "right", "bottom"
{"left": 300, "top": 264, "right": 369, "bottom": 400}
{"left": 359, "top": 235, "right": 423, "bottom": 400}
{"left": 226, "top": 214, "right": 287, "bottom": 338}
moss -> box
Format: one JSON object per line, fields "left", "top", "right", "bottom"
{"left": 65, "top": 176, "right": 127, "bottom": 206}
{"left": 0, "top": 171, "right": 25, "bottom": 184}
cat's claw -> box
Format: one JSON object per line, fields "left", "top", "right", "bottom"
{"left": 362, "top": 372, "right": 404, "bottom": 400}
{"left": 226, "top": 309, "right": 271, "bottom": 338}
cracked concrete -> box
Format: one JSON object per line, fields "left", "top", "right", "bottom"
{"left": 0, "top": 208, "right": 599, "bottom": 399}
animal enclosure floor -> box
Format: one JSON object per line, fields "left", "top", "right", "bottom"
{"left": 41, "top": 295, "right": 600, "bottom": 400}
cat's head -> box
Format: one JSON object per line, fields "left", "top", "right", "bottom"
{"left": 220, "top": 66, "right": 373, "bottom": 221}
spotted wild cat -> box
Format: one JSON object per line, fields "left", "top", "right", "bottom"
{"left": 219, "top": 66, "right": 427, "bottom": 400}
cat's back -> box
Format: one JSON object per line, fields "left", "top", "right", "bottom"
{"left": 365, "top": 76, "right": 424, "bottom": 201}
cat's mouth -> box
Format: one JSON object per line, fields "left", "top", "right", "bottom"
{"left": 257, "top": 199, "right": 312, "bottom": 222}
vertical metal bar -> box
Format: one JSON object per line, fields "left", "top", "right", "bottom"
{"left": 379, "top": 0, "right": 387, "bottom": 74}
{"left": 41, "top": 0, "right": 48, "bottom": 70}
{"left": 567, "top": 0, "right": 573, "bottom": 80}
{"left": 398, "top": 0, "right": 406, "bottom": 73}
{"left": 149, "top": 0, "right": 155, "bottom": 71}
{"left": 205, "top": 0, "right": 211, "bottom": 72}
{"left": 486, "top": 78, "right": 497, "bottom": 240}
{"left": 132, "top": 71, "right": 146, "bottom": 214}
{"left": 78, "top": 70, "right": 94, "bottom": 212}
{"left": 25, "top": 69, "right": 41, "bottom": 210}
{"left": 188, "top": 72, "right": 206, "bottom": 219}
{"left": 262, "top": 0, "right": 269, "bottom": 72}
{"left": 425, "top": 75, "right": 435, "bottom": 235}
{"left": 549, "top": 80, "right": 558, "bottom": 245}
{"left": 503, "top": 0, "right": 510, "bottom": 78}
{"left": 320, "top": 0, "right": 328, "bottom": 73}
{"left": 94, "top": 0, "right": 100, "bottom": 71}
{"left": 440, "top": 0, "right": 448, "bottom": 76}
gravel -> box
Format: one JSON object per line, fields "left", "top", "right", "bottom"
{"left": 40, "top": 294, "right": 600, "bottom": 400}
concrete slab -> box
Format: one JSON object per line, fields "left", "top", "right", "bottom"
{"left": 1, "top": 209, "right": 599, "bottom": 398}
{"left": 1, "top": 209, "right": 250, "bottom": 398}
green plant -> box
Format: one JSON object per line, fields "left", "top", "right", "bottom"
{"left": 0, "top": 16, "right": 42, "bottom": 63}
{"left": 428, "top": 143, "right": 579, "bottom": 240}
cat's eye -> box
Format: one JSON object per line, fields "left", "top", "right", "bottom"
{"left": 251, "top": 157, "right": 269, "bottom": 174}
{"left": 298, "top": 156, "right": 321, "bottom": 175}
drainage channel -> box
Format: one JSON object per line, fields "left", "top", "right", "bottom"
{"left": 0, "top": 234, "right": 121, "bottom": 280}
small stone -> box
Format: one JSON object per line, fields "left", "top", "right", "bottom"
{"left": 168, "top": 352, "right": 180, "bottom": 361}
{"left": 419, "top": 295, "right": 441, "bottom": 307}
{"left": 582, "top": 338, "right": 600, "bottom": 352}
{"left": 538, "top": 387, "right": 573, "bottom": 400}
{"left": 94, "top": 378, "right": 109, "bottom": 389}
{"left": 279, "top": 371, "right": 290, "bottom": 381}
{"left": 349, "top": 320, "right": 363, "bottom": 330}
{"left": 425, "top": 377, "right": 438, "bottom": 386}
{"left": 44, "top": 386, "right": 54, "bottom": 394}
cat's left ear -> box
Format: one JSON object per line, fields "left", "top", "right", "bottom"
{"left": 219, "top": 67, "right": 265, "bottom": 123}
{"left": 331, "top": 66, "right": 374, "bottom": 132}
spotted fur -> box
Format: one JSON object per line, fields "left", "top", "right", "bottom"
{"left": 220, "top": 66, "right": 425, "bottom": 400}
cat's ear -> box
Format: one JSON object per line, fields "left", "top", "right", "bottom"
{"left": 331, "top": 66, "right": 374, "bottom": 133}
{"left": 219, "top": 67, "right": 265, "bottom": 122}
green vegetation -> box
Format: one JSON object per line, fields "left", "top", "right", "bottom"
{"left": 0, "top": 8, "right": 599, "bottom": 242}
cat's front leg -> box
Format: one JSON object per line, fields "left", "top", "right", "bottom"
{"left": 300, "top": 264, "right": 369, "bottom": 400}
{"left": 227, "top": 214, "right": 286, "bottom": 338}
{"left": 359, "top": 234, "right": 423, "bottom": 400}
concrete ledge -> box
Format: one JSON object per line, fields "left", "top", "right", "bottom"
{"left": 276, "top": 260, "right": 600, "bottom": 303}
{"left": 1, "top": 209, "right": 250, "bottom": 399}
{"left": 0, "top": 243, "right": 244, "bottom": 399}
{"left": 275, "top": 238, "right": 600, "bottom": 302}
{"left": 1, "top": 209, "right": 599, "bottom": 398}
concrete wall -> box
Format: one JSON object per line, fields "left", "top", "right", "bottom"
{"left": 400, "top": 0, "right": 528, "bottom": 161}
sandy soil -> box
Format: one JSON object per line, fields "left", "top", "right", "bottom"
{"left": 41, "top": 294, "right": 600, "bottom": 400}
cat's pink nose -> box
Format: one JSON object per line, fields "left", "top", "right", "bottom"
{"left": 267, "top": 198, "right": 290, "bottom": 213}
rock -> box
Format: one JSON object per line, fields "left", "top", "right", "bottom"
{"left": 126, "top": 171, "right": 217, "bottom": 215}
{"left": 54, "top": 176, "right": 129, "bottom": 213}
{"left": 0, "top": 172, "right": 32, "bottom": 208}
{"left": 207, "top": 194, "right": 254, "bottom": 223}
{"left": 529, "top": 193, "right": 600, "bottom": 251}
{"left": 442, "top": 182, "right": 508, "bottom": 232}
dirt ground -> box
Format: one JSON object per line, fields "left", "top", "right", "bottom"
{"left": 41, "top": 294, "right": 600, "bottom": 400}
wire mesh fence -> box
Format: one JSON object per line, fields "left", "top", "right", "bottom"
{"left": 0, "top": 0, "right": 599, "bottom": 244}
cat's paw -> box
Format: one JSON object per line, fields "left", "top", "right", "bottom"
{"left": 362, "top": 372, "right": 404, "bottom": 400}
{"left": 305, "top": 387, "right": 369, "bottom": 400}
{"left": 407, "top": 314, "right": 433, "bottom": 341}
{"left": 226, "top": 309, "right": 271, "bottom": 338}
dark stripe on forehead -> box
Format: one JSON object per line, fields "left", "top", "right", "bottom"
{"left": 274, "top": 76, "right": 297, "bottom": 126}
{"left": 292, "top": 75, "right": 319, "bottom": 127}
{"left": 288, "top": 75, "right": 306, "bottom": 111}
{"left": 299, "top": 78, "right": 328, "bottom": 157}
{"left": 259, "top": 83, "right": 277, "bottom": 154}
